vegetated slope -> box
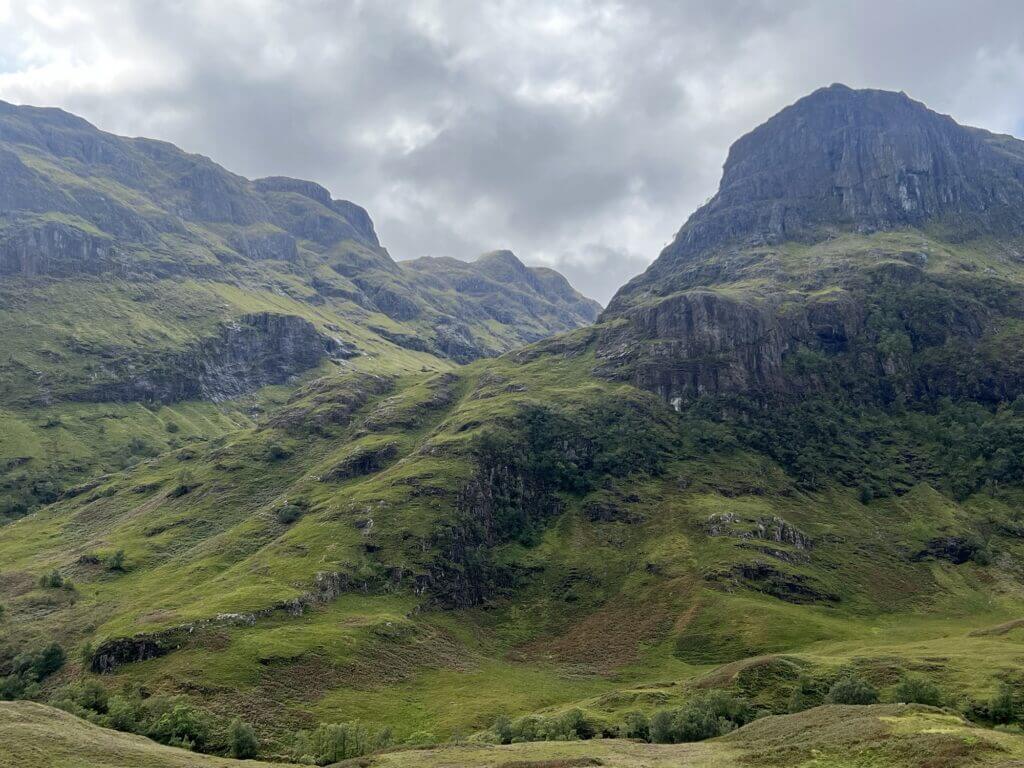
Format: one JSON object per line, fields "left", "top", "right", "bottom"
{"left": 5, "top": 84, "right": 1024, "bottom": 761}
{"left": 0, "top": 701, "right": 288, "bottom": 767}
{"left": 5, "top": 701, "right": 1024, "bottom": 768}
{"left": 0, "top": 100, "right": 598, "bottom": 519}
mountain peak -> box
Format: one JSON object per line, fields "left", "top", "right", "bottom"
{"left": 608, "top": 85, "right": 1024, "bottom": 312}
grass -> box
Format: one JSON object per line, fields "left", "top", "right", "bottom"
{"left": 5, "top": 701, "right": 1024, "bottom": 767}
{"left": 0, "top": 701, "right": 289, "bottom": 767}
{"left": 6, "top": 341, "right": 1024, "bottom": 743}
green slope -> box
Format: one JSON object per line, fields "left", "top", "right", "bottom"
{"left": 5, "top": 86, "right": 1024, "bottom": 765}
{"left": 4, "top": 290, "right": 1024, "bottom": 749}
{"left": 0, "top": 701, "right": 289, "bottom": 767}
{"left": 5, "top": 701, "right": 1024, "bottom": 768}
{"left": 0, "top": 100, "right": 598, "bottom": 520}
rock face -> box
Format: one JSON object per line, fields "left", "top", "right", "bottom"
{"left": 610, "top": 84, "right": 1024, "bottom": 311}
{"left": 79, "top": 313, "right": 356, "bottom": 404}
{"left": 598, "top": 85, "right": 1024, "bottom": 406}
{"left": 0, "top": 99, "right": 601, "bottom": 384}
{"left": 0, "top": 100, "right": 378, "bottom": 280}
{"left": 0, "top": 221, "right": 120, "bottom": 277}
{"left": 403, "top": 250, "right": 601, "bottom": 361}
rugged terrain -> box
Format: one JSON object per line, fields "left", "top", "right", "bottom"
{"left": 0, "top": 100, "right": 598, "bottom": 519}
{"left": 7, "top": 700, "right": 1024, "bottom": 768}
{"left": 4, "top": 85, "right": 1024, "bottom": 766}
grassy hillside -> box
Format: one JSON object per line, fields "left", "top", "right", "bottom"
{"left": 0, "top": 701, "right": 287, "bottom": 767}
{"left": 5, "top": 701, "right": 1024, "bottom": 768}
{"left": 6, "top": 88, "right": 1024, "bottom": 767}
{"left": 5, "top": 255, "right": 1024, "bottom": 756}
{"left": 0, "top": 100, "right": 599, "bottom": 520}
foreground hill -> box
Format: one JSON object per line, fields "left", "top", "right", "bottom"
{"left": 0, "top": 101, "right": 597, "bottom": 519}
{"left": 5, "top": 701, "right": 1024, "bottom": 768}
{"left": 1, "top": 701, "right": 287, "bottom": 767}
{"left": 4, "top": 85, "right": 1024, "bottom": 762}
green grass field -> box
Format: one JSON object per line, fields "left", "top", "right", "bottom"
{"left": 5, "top": 701, "right": 1024, "bottom": 768}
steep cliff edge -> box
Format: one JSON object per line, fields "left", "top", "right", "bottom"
{"left": 597, "top": 85, "right": 1024, "bottom": 404}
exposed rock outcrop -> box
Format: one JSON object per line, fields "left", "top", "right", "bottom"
{"left": 0, "top": 221, "right": 121, "bottom": 277}
{"left": 610, "top": 84, "right": 1024, "bottom": 313}
{"left": 321, "top": 442, "right": 399, "bottom": 482}
{"left": 705, "top": 512, "right": 813, "bottom": 550}
{"left": 596, "top": 85, "right": 1024, "bottom": 407}
{"left": 77, "top": 313, "right": 356, "bottom": 404}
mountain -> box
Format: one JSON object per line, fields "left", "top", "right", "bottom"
{"left": 4, "top": 86, "right": 1024, "bottom": 766}
{"left": 598, "top": 84, "right": 1024, "bottom": 408}
{"left": 0, "top": 100, "right": 598, "bottom": 519}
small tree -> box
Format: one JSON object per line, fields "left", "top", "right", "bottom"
{"left": 491, "top": 714, "right": 513, "bottom": 744}
{"left": 991, "top": 682, "right": 1016, "bottom": 724}
{"left": 106, "top": 550, "right": 126, "bottom": 571}
{"left": 649, "top": 710, "right": 675, "bottom": 744}
{"left": 39, "top": 569, "right": 64, "bottom": 589}
{"left": 893, "top": 675, "right": 941, "bottom": 707}
{"left": 828, "top": 676, "right": 879, "bottom": 705}
{"left": 148, "top": 701, "right": 211, "bottom": 750}
{"left": 229, "top": 718, "right": 259, "bottom": 759}
{"left": 621, "top": 710, "right": 649, "bottom": 741}
{"left": 275, "top": 503, "right": 303, "bottom": 525}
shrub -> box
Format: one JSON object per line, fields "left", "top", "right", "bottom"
{"left": 296, "top": 721, "right": 389, "bottom": 764}
{"left": 893, "top": 675, "right": 942, "bottom": 707}
{"left": 71, "top": 680, "right": 109, "bottom": 713}
{"left": 53, "top": 680, "right": 109, "bottom": 716}
{"left": 39, "top": 570, "right": 65, "bottom": 589}
{"left": 265, "top": 443, "right": 292, "bottom": 462}
{"left": 991, "top": 682, "right": 1016, "bottom": 724}
{"left": 165, "top": 421, "right": 180, "bottom": 434}
{"left": 788, "top": 675, "right": 823, "bottom": 713}
{"left": 105, "top": 550, "right": 126, "bottom": 571}
{"left": 491, "top": 714, "right": 513, "bottom": 744}
{"left": 649, "top": 692, "right": 755, "bottom": 744}
{"left": 0, "top": 642, "right": 66, "bottom": 700}
{"left": 828, "top": 676, "right": 879, "bottom": 705}
{"left": 276, "top": 503, "right": 303, "bottom": 525}
{"left": 105, "top": 695, "right": 142, "bottom": 732}
{"left": 147, "top": 700, "right": 212, "bottom": 750}
{"left": 620, "top": 710, "right": 649, "bottom": 740}
{"left": 229, "top": 718, "right": 259, "bottom": 759}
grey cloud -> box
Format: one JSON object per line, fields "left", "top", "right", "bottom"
{"left": 1, "top": 1, "right": 1024, "bottom": 303}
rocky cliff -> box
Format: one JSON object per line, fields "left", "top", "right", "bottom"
{"left": 75, "top": 313, "right": 356, "bottom": 405}
{"left": 609, "top": 84, "right": 1024, "bottom": 313}
{"left": 597, "top": 85, "right": 1024, "bottom": 406}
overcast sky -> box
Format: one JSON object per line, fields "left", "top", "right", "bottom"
{"left": 1, "top": 1, "right": 1023, "bottom": 303}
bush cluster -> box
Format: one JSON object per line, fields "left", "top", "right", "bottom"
{"left": 648, "top": 692, "right": 755, "bottom": 743}
{"left": 51, "top": 685, "right": 248, "bottom": 754}
{"left": 827, "top": 676, "right": 879, "bottom": 705}
{"left": 489, "top": 694, "right": 754, "bottom": 747}
{"left": 490, "top": 708, "right": 595, "bottom": 744}
{"left": 295, "top": 721, "right": 392, "bottom": 764}
{"left": 0, "top": 643, "right": 65, "bottom": 700}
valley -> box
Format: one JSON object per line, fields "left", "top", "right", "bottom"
{"left": 3, "top": 85, "right": 1024, "bottom": 767}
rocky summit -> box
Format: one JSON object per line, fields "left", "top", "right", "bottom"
{"left": 4, "top": 85, "right": 1024, "bottom": 768}
{"left": 598, "top": 84, "right": 1024, "bottom": 406}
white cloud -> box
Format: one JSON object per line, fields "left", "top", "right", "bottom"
{"left": 0, "top": 0, "right": 1023, "bottom": 303}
